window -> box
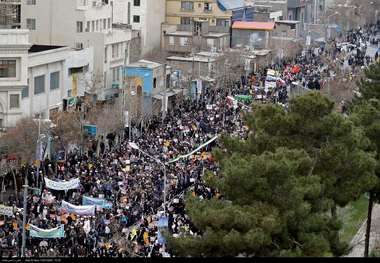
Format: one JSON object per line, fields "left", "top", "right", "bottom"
{"left": 204, "top": 3, "right": 212, "bottom": 12}
{"left": 108, "top": 18, "right": 111, "bottom": 29}
{"left": 181, "top": 1, "right": 193, "bottom": 11}
{"left": 207, "top": 38, "right": 215, "bottom": 48}
{"left": 133, "top": 15, "right": 140, "bottom": 23}
{"left": 180, "top": 37, "right": 188, "bottom": 46}
{"left": 50, "top": 71, "right": 60, "bottom": 90}
{"left": 153, "top": 78, "right": 157, "bottom": 89}
{"left": 216, "top": 19, "right": 229, "bottom": 27}
{"left": 26, "top": 0, "right": 36, "bottom": 5}
{"left": 112, "top": 67, "right": 120, "bottom": 82}
{"left": 9, "top": 94, "right": 20, "bottom": 109}
{"left": 34, "top": 75, "right": 45, "bottom": 95}
{"left": 104, "top": 47, "right": 108, "bottom": 63}
{"left": 86, "top": 21, "right": 90, "bottom": 32}
{"left": 76, "top": 21, "right": 83, "bottom": 33}
{"left": 133, "top": 0, "right": 140, "bottom": 6}
{"left": 96, "top": 20, "right": 99, "bottom": 31}
{"left": 22, "top": 86, "right": 29, "bottom": 98}
{"left": 0, "top": 60, "right": 16, "bottom": 78}
{"left": 181, "top": 17, "right": 191, "bottom": 25}
{"left": 169, "top": 36, "right": 174, "bottom": 45}
{"left": 92, "top": 21, "right": 95, "bottom": 31}
{"left": 26, "top": 18, "right": 36, "bottom": 30}
{"left": 103, "top": 19, "right": 107, "bottom": 30}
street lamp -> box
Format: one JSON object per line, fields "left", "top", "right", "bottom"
{"left": 128, "top": 142, "right": 167, "bottom": 212}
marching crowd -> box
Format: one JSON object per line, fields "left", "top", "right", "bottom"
{"left": 0, "top": 21, "right": 379, "bottom": 258}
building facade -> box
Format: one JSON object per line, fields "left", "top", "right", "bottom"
{"left": 0, "top": 29, "right": 30, "bottom": 129}
{"left": 0, "top": 0, "right": 21, "bottom": 29}
{"left": 20, "top": 0, "right": 138, "bottom": 100}
{"left": 23, "top": 45, "right": 94, "bottom": 120}
{"left": 113, "top": 0, "right": 166, "bottom": 56}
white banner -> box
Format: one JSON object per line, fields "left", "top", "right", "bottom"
{"left": 61, "top": 200, "right": 95, "bottom": 216}
{"left": 45, "top": 177, "right": 80, "bottom": 191}
{"left": 0, "top": 205, "right": 14, "bottom": 217}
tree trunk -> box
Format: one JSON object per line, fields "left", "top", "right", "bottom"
{"left": 331, "top": 205, "right": 337, "bottom": 218}
{"left": 364, "top": 191, "right": 374, "bottom": 257}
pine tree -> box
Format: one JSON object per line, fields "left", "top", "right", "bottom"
{"left": 167, "top": 92, "right": 377, "bottom": 257}
{"left": 350, "top": 62, "right": 380, "bottom": 257}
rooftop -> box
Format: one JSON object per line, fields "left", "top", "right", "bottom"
{"left": 232, "top": 21, "right": 275, "bottom": 31}
{"left": 28, "top": 45, "right": 65, "bottom": 53}
{"left": 127, "top": 59, "right": 162, "bottom": 69}
{"left": 166, "top": 31, "right": 193, "bottom": 37}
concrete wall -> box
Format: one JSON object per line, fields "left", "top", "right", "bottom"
{"left": 232, "top": 29, "right": 270, "bottom": 49}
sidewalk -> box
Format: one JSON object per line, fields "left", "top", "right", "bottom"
{"left": 346, "top": 204, "right": 380, "bottom": 257}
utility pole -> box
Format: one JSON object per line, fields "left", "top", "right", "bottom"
{"left": 162, "top": 63, "right": 167, "bottom": 122}
{"left": 21, "top": 175, "right": 28, "bottom": 258}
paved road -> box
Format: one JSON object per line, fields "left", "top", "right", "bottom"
{"left": 346, "top": 204, "right": 380, "bottom": 257}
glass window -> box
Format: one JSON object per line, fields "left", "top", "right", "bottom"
{"left": 26, "top": 18, "right": 36, "bottom": 30}
{"left": 77, "top": 21, "right": 83, "bottom": 33}
{"left": 9, "top": 94, "right": 20, "bottom": 109}
{"left": 34, "top": 75, "right": 45, "bottom": 95}
{"left": 22, "top": 85, "right": 29, "bottom": 99}
{"left": 50, "top": 71, "right": 60, "bottom": 90}
{"left": 134, "top": 0, "right": 140, "bottom": 6}
{"left": 181, "top": 17, "right": 191, "bottom": 25}
{"left": 181, "top": 1, "right": 194, "bottom": 11}
{"left": 0, "top": 60, "right": 16, "bottom": 78}
{"left": 133, "top": 15, "right": 140, "bottom": 23}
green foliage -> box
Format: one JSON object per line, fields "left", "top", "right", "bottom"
{"left": 355, "top": 62, "right": 380, "bottom": 102}
{"left": 167, "top": 92, "right": 376, "bottom": 257}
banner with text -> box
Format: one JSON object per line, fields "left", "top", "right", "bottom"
{"left": 61, "top": 200, "right": 95, "bottom": 216}
{"left": 45, "top": 177, "right": 80, "bottom": 191}
{"left": 29, "top": 224, "right": 65, "bottom": 239}
{"left": 82, "top": 196, "right": 113, "bottom": 209}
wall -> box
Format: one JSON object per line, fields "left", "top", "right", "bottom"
{"left": 232, "top": 29, "right": 270, "bottom": 49}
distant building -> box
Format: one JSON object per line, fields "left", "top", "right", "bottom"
{"left": 231, "top": 21, "right": 275, "bottom": 49}
{"left": 21, "top": 0, "right": 139, "bottom": 100}
{"left": 113, "top": 0, "right": 166, "bottom": 56}
{"left": 24, "top": 45, "right": 94, "bottom": 120}
{"left": 0, "top": 0, "right": 21, "bottom": 29}
{"left": 0, "top": 29, "right": 94, "bottom": 129}
{"left": 0, "top": 29, "right": 29, "bottom": 129}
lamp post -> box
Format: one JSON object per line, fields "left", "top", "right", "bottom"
{"left": 128, "top": 142, "right": 167, "bottom": 212}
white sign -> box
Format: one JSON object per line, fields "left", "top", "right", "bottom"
{"left": 45, "top": 177, "right": 80, "bottom": 191}
{"left": 0, "top": 205, "right": 13, "bottom": 217}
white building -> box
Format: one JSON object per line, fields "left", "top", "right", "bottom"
{"left": 0, "top": 29, "right": 94, "bottom": 129}
{"left": 21, "top": 0, "right": 139, "bottom": 100}
{"left": 113, "top": 0, "right": 165, "bottom": 56}
{"left": 23, "top": 45, "right": 94, "bottom": 119}
{"left": 0, "top": 29, "right": 30, "bottom": 129}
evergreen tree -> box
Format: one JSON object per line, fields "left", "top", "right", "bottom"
{"left": 350, "top": 61, "right": 380, "bottom": 257}
{"left": 167, "top": 92, "right": 377, "bottom": 257}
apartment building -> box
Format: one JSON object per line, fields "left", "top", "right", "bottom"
{"left": 0, "top": 29, "right": 94, "bottom": 129}
{"left": 23, "top": 45, "right": 94, "bottom": 120}
{"left": 162, "top": 0, "right": 233, "bottom": 54}
{"left": 114, "top": 0, "right": 166, "bottom": 56}
{"left": 0, "top": 0, "right": 21, "bottom": 29}
{"left": 21, "top": 0, "right": 139, "bottom": 100}
{"left": 0, "top": 29, "right": 29, "bottom": 129}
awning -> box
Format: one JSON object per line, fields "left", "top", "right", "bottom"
{"left": 153, "top": 89, "right": 183, "bottom": 100}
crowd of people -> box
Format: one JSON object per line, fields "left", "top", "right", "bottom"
{"left": 0, "top": 21, "right": 379, "bottom": 258}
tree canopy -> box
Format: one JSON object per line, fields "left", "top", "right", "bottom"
{"left": 167, "top": 92, "right": 377, "bottom": 257}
